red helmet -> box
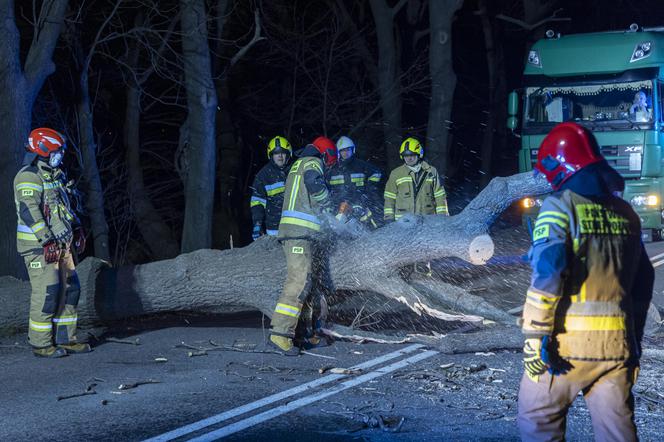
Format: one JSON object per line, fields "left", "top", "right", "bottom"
{"left": 312, "top": 136, "right": 337, "bottom": 167}
{"left": 26, "top": 127, "right": 66, "bottom": 157}
{"left": 535, "top": 122, "right": 603, "bottom": 190}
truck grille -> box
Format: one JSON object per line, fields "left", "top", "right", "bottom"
{"left": 529, "top": 145, "right": 642, "bottom": 178}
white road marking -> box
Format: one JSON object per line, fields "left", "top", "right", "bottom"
{"left": 144, "top": 344, "right": 425, "bottom": 442}
{"left": 652, "top": 259, "right": 664, "bottom": 268}
{"left": 648, "top": 251, "right": 664, "bottom": 262}
{"left": 188, "top": 350, "right": 439, "bottom": 441}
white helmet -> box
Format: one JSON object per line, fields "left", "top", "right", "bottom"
{"left": 336, "top": 136, "right": 355, "bottom": 158}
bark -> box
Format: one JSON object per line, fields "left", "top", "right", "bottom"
{"left": 0, "top": 0, "right": 68, "bottom": 277}
{"left": 180, "top": 0, "right": 218, "bottom": 252}
{"left": 0, "top": 172, "right": 553, "bottom": 333}
{"left": 426, "top": 0, "right": 463, "bottom": 177}
{"left": 369, "top": 0, "right": 403, "bottom": 170}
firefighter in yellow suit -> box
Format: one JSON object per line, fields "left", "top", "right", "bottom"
{"left": 269, "top": 138, "right": 337, "bottom": 355}
{"left": 518, "top": 122, "right": 653, "bottom": 441}
{"left": 383, "top": 137, "right": 448, "bottom": 221}
{"left": 14, "top": 128, "right": 91, "bottom": 358}
{"left": 383, "top": 137, "right": 448, "bottom": 275}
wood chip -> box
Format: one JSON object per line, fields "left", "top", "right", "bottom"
{"left": 188, "top": 350, "right": 207, "bottom": 357}
{"left": 330, "top": 367, "right": 363, "bottom": 375}
{"left": 117, "top": 379, "right": 160, "bottom": 390}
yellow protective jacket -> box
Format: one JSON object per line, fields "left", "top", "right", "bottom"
{"left": 14, "top": 161, "right": 78, "bottom": 254}
{"left": 522, "top": 189, "right": 653, "bottom": 361}
{"left": 383, "top": 161, "right": 448, "bottom": 221}
{"left": 278, "top": 149, "right": 332, "bottom": 240}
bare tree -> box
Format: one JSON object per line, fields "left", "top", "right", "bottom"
{"left": 369, "top": 0, "right": 408, "bottom": 169}
{"left": 212, "top": 4, "right": 265, "bottom": 249}
{"left": 123, "top": 10, "right": 181, "bottom": 260}
{"left": 425, "top": 0, "right": 463, "bottom": 177}
{"left": 67, "top": 0, "right": 125, "bottom": 262}
{"left": 0, "top": 0, "right": 69, "bottom": 277}
{"left": 477, "top": 0, "right": 507, "bottom": 188}
{"left": 179, "top": 0, "right": 218, "bottom": 252}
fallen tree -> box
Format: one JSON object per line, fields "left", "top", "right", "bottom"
{"left": 0, "top": 172, "right": 551, "bottom": 335}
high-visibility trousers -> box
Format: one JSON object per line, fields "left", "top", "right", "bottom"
{"left": 518, "top": 360, "right": 638, "bottom": 442}
{"left": 271, "top": 239, "right": 327, "bottom": 338}
{"left": 25, "top": 249, "right": 81, "bottom": 348}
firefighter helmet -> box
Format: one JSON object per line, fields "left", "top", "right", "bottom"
{"left": 336, "top": 136, "right": 355, "bottom": 156}
{"left": 312, "top": 136, "right": 337, "bottom": 167}
{"left": 26, "top": 128, "right": 66, "bottom": 157}
{"left": 535, "top": 122, "right": 603, "bottom": 190}
{"left": 399, "top": 137, "right": 423, "bottom": 158}
{"left": 267, "top": 135, "right": 292, "bottom": 159}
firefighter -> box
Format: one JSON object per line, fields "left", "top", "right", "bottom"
{"left": 327, "top": 136, "right": 383, "bottom": 228}
{"left": 14, "top": 128, "right": 90, "bottom": 358}
{"left": 250, "top": 136, "right": 292, "bottom": 239}
{"left": 269, "top": 137, "right": 337, "bottom": 355}
{"left": 383, "top": 137, "right": 448, "bottom": 221}
{"left": 517, "top": 122, "right": 653, "bottom": 441}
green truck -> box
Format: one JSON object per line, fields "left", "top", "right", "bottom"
{"left": 508, "top": 25, "right": 664, "bottom": 240}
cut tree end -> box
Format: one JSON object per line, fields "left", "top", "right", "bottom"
{"left": 468, "top": 234, "right": 494, "bottom": 265}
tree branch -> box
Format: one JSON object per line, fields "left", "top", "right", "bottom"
{"left": 23, "top": 0, "right": 69, "bottom": 94}
{"left": 495, "top": 9, "right": 571, "bottom": 31}
{"left": 229, "top": 9, "right": 265, "bottom": 68}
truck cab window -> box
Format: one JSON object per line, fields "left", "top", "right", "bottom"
{"left": 524, "top": 80, "right": 654, "bottom": 132}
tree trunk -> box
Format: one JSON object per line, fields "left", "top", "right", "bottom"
{"left": 478, "top": 0, "right": 508, "bottom": 189}
{"left": 0, "top": 85, "right": 30, "bottom": 278}
{"left": 0, "top": 0, "right": 68, "bottom": 277}
{"left": 369, "top": 0, "right": 403, "bottom": 170}
{"left": 77, "top": 67, "right": 111, "bottom": 261}
{"left": 125, "top": 83, "right": 180, "bottom": 259}
{"left": 426, "top": 0, "right": 463, "bottom": 177}
{"left": 180, "top": 0, "right": 218, "bottom": 253}
{"left": 0, "top": 172, "right": 553, "bottom": 333}
{"left": 212, "top": 0, "right": 241, "bottom": 249}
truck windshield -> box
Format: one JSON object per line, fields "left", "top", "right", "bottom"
{"left": 524, "top": 79, "right": 654, "bottom": 133}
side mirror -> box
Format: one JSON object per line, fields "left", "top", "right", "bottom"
{"left": 507, "top": 91, "right": 519, "bottom": 130}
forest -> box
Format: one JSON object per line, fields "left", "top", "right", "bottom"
{"left": 2, "top": 0, "right": 659, "bottom": 279}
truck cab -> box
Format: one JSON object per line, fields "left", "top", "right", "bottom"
{"left": 510, "top": 26, "right": 664, "bottom": 240}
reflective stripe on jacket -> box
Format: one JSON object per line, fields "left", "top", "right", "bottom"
{"left": 383, "top": 161, "right": 448, "bottom": 221}
{"left": 326, "top": 157, "right": 383, "bottom": 214}
{"left": 522, "top": 189, "right": 649, "bottom": 361}
{"left": 14, "top": 162, "right": 77, "bottom": 254}
{"left": 278, "top": 156, "right": 331, "bottom": 240}
{"left": 250, "top": 161, "right": 290, "bottom": 232}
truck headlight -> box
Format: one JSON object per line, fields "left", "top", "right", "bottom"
{"left": 630, "top": 41, "right": 652, "bottom": 63}
{"left": 522, "top": 197, "right": 543, "bottom": 209}
{"left": 631, "top": 194, "right": 659, "bottom": 207}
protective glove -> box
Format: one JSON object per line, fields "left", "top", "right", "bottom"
{"left": 353, "top": 205, "right": 378, "bottom": 228}
{"left": 252, "top": 223, "right": 263, "bottom": 241}
{"left": 43, "top": 241, "right": 60, "bottom": 264}
{"left": 73, "top": 227, "right": 86, "bottom": 254}
{"left": 53, "top": 229, "right": 72, "bottom": 249}
{"left": 523, "top": 337, "right": 549, "bottom": 382}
